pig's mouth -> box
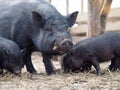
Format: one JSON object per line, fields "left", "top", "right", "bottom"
{"left": 52, "top": 45, "right": 72, "bottom": 54}
{"left": 52, "top": 39, "right": 73, "bottom": 53}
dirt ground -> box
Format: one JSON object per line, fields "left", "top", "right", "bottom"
{"left": 0, "top": 52, "right": 120, "bottom": 90}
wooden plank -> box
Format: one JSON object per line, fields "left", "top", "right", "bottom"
{"left": 70, "top": 24, "right": 87, "bottom": 35}
{"left": 106, "top": 21, "right": 120, "bottom": 31}
{"left": 107, "top": 8, "right": 120, "bottom": 22}
{"left": 71, "top": 21, "right": 120, "bottom": 35}
{"left": 76, "top": 8, "right": 120, "bottom": 24}
{"left": 76, "top": 13, "right": 88, "bottom": 24}
{"left": 72, "top": 36, "right": 87, "bottom": 43}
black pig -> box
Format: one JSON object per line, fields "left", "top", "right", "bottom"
{"left": 63, "top": 32, "right": 120, "bottom": 75}
{"left": 0, "top": 0, "right": 78, "bottom": 74}
{"left": 63, "top": 38, "right": 92, "bottom": 73}
{"left": 0, "top": 37, "right": 24, "bottom": 75}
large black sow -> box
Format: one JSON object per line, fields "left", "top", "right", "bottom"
{"left": 0, "top": 0, "right": 78, "bottom": 74}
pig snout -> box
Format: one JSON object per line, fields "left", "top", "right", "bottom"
{"left": 60, "top": 39, "right": 73, "bottom": 50}
{"left": 53, "top": 38, "right": 73, "bottom": 52}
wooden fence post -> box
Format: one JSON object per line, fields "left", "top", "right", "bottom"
{"left": 87, "top": 0, "right": 101, "bottom": 37}
{"left": 81, "top": 0, "right": 84, "bottom": 13}
{"left": 87, "top": 0, "right": 112, "bottom": 37}
{"left": 66, "top": 0, "right": 69, "bottom": 14}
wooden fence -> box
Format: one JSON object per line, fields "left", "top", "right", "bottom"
{"left": 70, "top": 8, "right": 120, "bottom": 35}
{"left": 70, "top": 8, "right": 120, "bottom": 43}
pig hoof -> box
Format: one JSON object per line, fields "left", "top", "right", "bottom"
{"left": 97, "top": 71, "right": 105, "bottom": 75}
{"left": 109, "top": 67, "right": 117, "bottom": 72}
{"left": 47, "top": 72, "right": 56, "bottom": 75}
{"left": 30, "top": 71, "right": 38, "bottom": 75}
{"left": 0, "top": 70, "right": 3, "bottom": 74}
{"left": 97, "top": 72, "right": 102, "bottom": 76}
{"left": 62, "top": 71, "right": 69, "bottom": 74}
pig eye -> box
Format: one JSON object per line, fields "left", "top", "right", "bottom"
{"left": 47, "top": 30, "right": 54, "bottom": 36}
{"left": 65, "top": 27, "right": 68, "bottom": 31}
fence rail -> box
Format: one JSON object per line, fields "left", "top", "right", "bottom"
{"left": 70, "top": 8, "right": 120, "bottom": 36}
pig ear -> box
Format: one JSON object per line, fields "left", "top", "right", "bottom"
{"left": 21, "top": 48, "right": 26, "bottom": 57}
{"left": 67, "top": 11, "right": 79, "bottom": 27}
{"left": 32, "top": 11, "right": 46, "bottom": 28}
{"left": 3, "top": 49, "right": 10, "bottom": 57}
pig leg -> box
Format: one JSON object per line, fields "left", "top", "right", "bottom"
{"left": 0, "top": 67, "right": 3, "bottom": 74}
{"left": 109, "top": 59, "right": 116, "bottom": 71}
{"left": 118, "top": 59, "right": 120, "bottom": 70}
{"left": 116, "top": 58, "right": 120, "bottom": 70}
{"left": 81, "top": 63, "right": 92, "bottom": 72}
{"left": 109, "top": 57, "right": 119, "bottom": 71}
{"left": 115, "top": 57, "right": 120, "bottom": 70}
{"left": 42, "top": 54, "right": 55, "bottom": 75}
{"left": 90, "top": 57, "right": 101, "bottom": 75}
{"left": 24, "top": 50, "right": 37, "bottom": 74}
